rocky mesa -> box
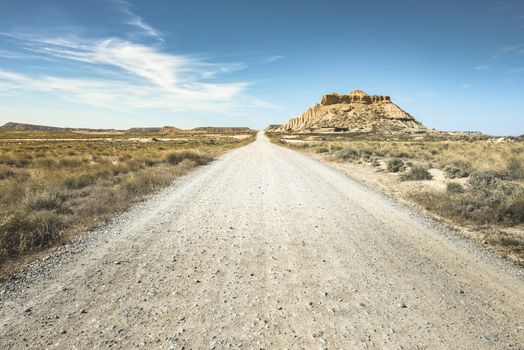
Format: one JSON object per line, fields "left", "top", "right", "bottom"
{"left": 277, "top": 90, "right": 427, "bottom": 133}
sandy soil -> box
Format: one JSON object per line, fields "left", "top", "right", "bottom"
{"left": 0, "top": 133, "right": 523, "bottom": 349}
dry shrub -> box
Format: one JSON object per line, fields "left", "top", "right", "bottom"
{"left": 0, "top": 212, "right": 66, "bottom": 258}
{"left": 0, "top": 166, "right": 15, "bottom": 180}
{"left": 62, "top": 173, "right": 97, "bottom": 190}
{"left": 336, "top": 148, "right": 359, "bottom": 161}
{"left": 446, "top": 182, "right": 464, "bottom": 194}
{"left": 400, "top": 165, "right": 433, "bottom": 181}
{"left": 166, "top": 150, "right": 213, "bottom": 165}
{"left": 23, "top": 188, "right": 72, "bottom": 213}
{"left": 443, "top": 160, "right": 473, "bottom": 179}
{"left": 386, "top": 158, "right": 404, "bottom": 172}
{"left": 506, "top": 157, "right": 524, "bottom": 180}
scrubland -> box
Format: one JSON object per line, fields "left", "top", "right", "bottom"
{"left": 269, "top": 132, "right": 524, "bottom": 265}
{"left": 0, "top": 131, "right": 254, "bottom": 273}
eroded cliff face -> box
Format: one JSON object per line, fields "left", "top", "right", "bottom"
{"left": 278, "top": 90, "right": 426, "bottom": 133}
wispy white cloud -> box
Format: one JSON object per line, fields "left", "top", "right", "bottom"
{"left": 474, "top": 64, "right": 492, "bottom": 71}
{"left": 508, "top": 67, "right": 524, "bottom": 73}
{"left": 0, "top": 9, "right": 276, "bottom": 116}
{"left": 263, "top": 55, "right": 284, "bottom": 63}
{"left": 462, "top": 83, "right": 472, "bottom": 88}
{"left": 112, "top": 0, "right": 164, "bottom": 41}
{"left": 499, "top": 44, "right": 524, "bottom": 55}
{"left": 0, "top": 69, "right": 259, "bottom": 114}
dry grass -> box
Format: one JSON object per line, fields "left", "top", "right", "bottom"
{"left": 0, "top": 131, "right": 255, "bottom": 269}
{"left": 268, "top": 132, "right": 524, "bottom": 264}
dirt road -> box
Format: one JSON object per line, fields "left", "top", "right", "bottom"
{"left": 1, "top": 133, "right": 523, "bottom": 349}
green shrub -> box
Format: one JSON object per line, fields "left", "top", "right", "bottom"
{"left": 387, "top": 158, "right": 404, "bottom": 172}
{"left": 447, "top": 182, "right": 465, "bottom": 194}
{"left": 444, "top": 160, "right": 473, "bottom": 179}
{"left": 400, "top": 165, "right": 433, "bottom": 181}
{"left": 315, "top": 146, "right": 329, "bottom": 154}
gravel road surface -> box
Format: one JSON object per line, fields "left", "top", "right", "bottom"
{"left": 1, "top": 133, "right": 523, "bottom": 349}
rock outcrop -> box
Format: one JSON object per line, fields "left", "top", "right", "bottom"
{"left": 265, "top": 124, "right": 282, "bottom": 132}
{"left": 277, "top": 90, "right": 426, "bottom": 133}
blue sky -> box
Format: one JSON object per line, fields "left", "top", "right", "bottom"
{"left": 0, "top": 0, "right": 523, "bottom": 134}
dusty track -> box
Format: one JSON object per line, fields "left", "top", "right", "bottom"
{"left": 1, "top": 133, "right": 523, "bottom": 349}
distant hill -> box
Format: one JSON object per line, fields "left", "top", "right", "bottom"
{"left": 190, "top": 127, "right": 254, "bottom": 133}
{"left": 127, "top": 127, "right": 162, "bottom": 133}
{"left": 0, "top": 122, "right": 73, "bottom": 132}
{"left": 0, "top": 122, "right": 256, "bottom": 134}
{"left": 160, "top": 126, "right": 184, "bottom": 133}
{"left": 0, "top": 122, "right": 120, "bottom": 133}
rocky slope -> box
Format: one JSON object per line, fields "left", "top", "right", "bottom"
{"left": 277, "top": 90, "right": 426, "bottom": 133}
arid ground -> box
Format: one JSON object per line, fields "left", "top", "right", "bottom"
{"left": 269, "top": 132, "right": 524, "bottom": 266}
{"left": 0, "top": 133, "right": 522, "bottom": 349}
{"left": 0, "top": 130, "right": 255, "bottom": 276}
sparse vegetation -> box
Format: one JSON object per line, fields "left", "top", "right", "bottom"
{"left": 411, "top": 171, "right": 524, "bottom": 226}
{"left": 267, "top": 131, "right": 524, "bottom": 264}
{"left": 0, "top": 130, "right": 255, "bottom": 266}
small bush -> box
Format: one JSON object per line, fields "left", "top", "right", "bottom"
{"left": 371, "top": 159, "right": 381, "bottom": 167}
{"left": 506, "top": 157, "right": 524, "bottom": 180}
{"left": 315, "top": 146, "right": 329, "bottom": 154}
{"left": 444, "top": 160, "right": 473, "bottom": 179}
{"left": 0, "top": 211, "right": 66, "bottom": 259}
{"left": 468, "top": 171, "right": 502, "bottom": 191}
{"left": 387, "top": 158, "right": 404, "bottom": 173}
{"left": 24, "top": 189, "right": 71, "bottom": 212}
{"left": 62, "top": 173, "right": 97, "bottom": 190}
{"left": 389, "top": 151, "right": 410, "bottom": 158}
{"left": 447, "top": 182, "right": 465, "bottom": 194}
{"left": 166, "top": 151, "right": 213, "bottom": 166}
{"left": 336, "top": 148, "right": 359, "bottom": 161}
{"left": 359, "top": 149, "right": 373, "bottom": 159}
{"left": 0, "top": 166, "right": 15, "bottom": 180}
{"left": 400, "top": 165, "right": 433, "bottom": 181}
